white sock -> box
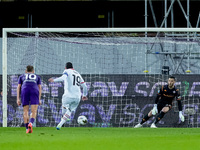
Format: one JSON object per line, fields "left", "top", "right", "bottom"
{"left": 58, "top": 110, "right": 71, "bottom": 127}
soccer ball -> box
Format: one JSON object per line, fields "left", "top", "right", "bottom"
{"left": 77, "top": 115, "right": 88, "bottom": 125}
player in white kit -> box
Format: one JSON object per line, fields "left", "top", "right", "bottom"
{"left": 48, "top": 62, "right": 88, "bottom": 130}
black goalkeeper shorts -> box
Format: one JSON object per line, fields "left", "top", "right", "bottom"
{"left": 157, "top": 102, "right": 172, "bottom": 113}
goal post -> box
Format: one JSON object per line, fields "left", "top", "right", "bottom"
{"left": 2, "top": 28, "right": 7, "bottom": 127}
{"left": 2, "top": 28, "right": 200, "bottom": 128}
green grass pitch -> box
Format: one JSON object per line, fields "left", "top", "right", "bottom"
{"left": 0, "top": 127, "right": 200, "bottom": 150}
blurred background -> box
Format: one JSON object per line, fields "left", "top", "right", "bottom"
{"left": 0, "top": 0, "right": 200, "bottom": 36}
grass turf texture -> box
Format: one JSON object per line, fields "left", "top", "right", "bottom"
{"left": 0, "top": 127, "right": 200, "bottom": 150}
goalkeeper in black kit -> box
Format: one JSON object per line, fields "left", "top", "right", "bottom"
{"left": 134, "top": 76, "right": 185, "bottom": 128}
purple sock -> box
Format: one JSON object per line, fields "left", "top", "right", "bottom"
{"left": 30, "top": 118, "right": 35, "bottom": 124}
{"left": 25, "top": 123, "right": 29, "bottom": 129}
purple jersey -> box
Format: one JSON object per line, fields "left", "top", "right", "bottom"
{"left": 18, "top": 73, "right": 41, "bottom": 106}
{"left": 18, "top": 73, "right": 41, "bottom": 91}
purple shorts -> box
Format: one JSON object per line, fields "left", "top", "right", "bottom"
{"left": 21, "top": 88, "right": 39, "bottom": 106}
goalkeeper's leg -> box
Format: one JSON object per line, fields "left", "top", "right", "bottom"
{"left": 151, "top": 105, "right": 170, "bottom": 128}
{"left": 134, "top": 111, "right": 153, "bottom": 128}
{"left": 141, "top": 112, "right": 152, "bottom": 124}
{"left": 140, "top": 103, "right": 164, "bottom": 125}
{"left": 150, "top": 111, "right": 165, "bottom": 128}
{"left": 134, "top": 103, "right": 164, "bottom": 128}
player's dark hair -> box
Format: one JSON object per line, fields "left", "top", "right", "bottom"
{"left": 66, "top": 62, "right": 73, "bottom": 69}
{"left": 26, "top": 65, "right": 34, "bottom": 72}
{"left": 169, "top": 76, "right": 176, "bottom": 81}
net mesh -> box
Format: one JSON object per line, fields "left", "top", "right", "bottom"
{"left": 1, "top": 30, "right": 200, "bottom": 127}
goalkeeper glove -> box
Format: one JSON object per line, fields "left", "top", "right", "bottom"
{"left": 152, "top": 104, "right": 158, "bottom": 115}
{"left": 179, "top": 111, "right": 185, "bottom": 122}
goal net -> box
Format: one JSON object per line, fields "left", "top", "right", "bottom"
{"left": 1, "top": 28, "right": 200, "bottom": 128}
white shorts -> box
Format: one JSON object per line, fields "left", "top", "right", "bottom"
{"left": 62, "top": 95, "right": 80, "bottom": 112}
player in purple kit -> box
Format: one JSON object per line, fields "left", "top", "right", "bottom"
{"left": 17, "top": 65, "right": 42, "bottom": 133}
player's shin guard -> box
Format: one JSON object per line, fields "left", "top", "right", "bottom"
{"left": 140, "top": 114, "right": 151, "bottom": 124}
{"left": 154, "top": 111, "right": 165, "bottom": 124}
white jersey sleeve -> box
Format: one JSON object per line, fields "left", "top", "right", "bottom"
{"left": 80, "top": 82, "right": 87, "bottom": 97}
{"left": 54, "top": 74, "right": 66, "bottom": 82}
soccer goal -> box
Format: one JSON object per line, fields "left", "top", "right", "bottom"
{"left": 2, "top": 28, "right": 200, "bottom": 128}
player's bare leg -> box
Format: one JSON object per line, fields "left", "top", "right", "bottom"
{"left": 28, "top": 104, "right": 39, "bottom": 133}
{"left": 23, "top": 105, "right": 30, "bottom": 133}
{"left": 151, "top": 107, "right": 169, "bottom": 128}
